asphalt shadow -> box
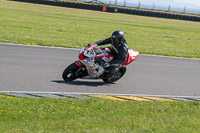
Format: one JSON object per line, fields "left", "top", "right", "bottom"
{"left": 52, "top": 80, "right": 114, "bottom": 87}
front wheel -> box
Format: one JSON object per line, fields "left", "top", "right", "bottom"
{"left": 62, "top": 63, "right": 79, "bottom": 82}
{"left": 102, "top": 67, "right": 126, "bottom": 83}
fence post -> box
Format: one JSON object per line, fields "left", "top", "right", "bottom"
{"left": 152, "top": 3, "right": 155, "bottom": 10}
{"left": 124, "top": 0, "right": 126, "bottom": 6}
{"left": 168, "top": 5, "right": 170, "bottom": 12}
{"left": 183, "top": 6, "right": 186, "bottom": 13}
{"left": 138, "top": 1, "right": 141, "bottom": 8}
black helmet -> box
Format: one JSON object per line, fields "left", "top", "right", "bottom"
{"left": 111, "top": 30, "right": 124, "bottom": 46}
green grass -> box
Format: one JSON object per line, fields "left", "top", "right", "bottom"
{"left": 0, "top": 97, "right": 200, "bottom": 132}
{"left": 0, "top": 0, "right": 200, "bottom": 58}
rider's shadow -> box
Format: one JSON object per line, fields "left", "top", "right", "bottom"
{"left": 52, "top": 80, "right": 114, "bottom": 87}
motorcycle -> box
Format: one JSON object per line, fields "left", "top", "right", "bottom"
{"left": 62, "top": 43, "right": 139, "bottom": 83}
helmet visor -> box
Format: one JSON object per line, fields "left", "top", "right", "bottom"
{"left": 111, "top": 38, "right": 120, "bottom": 46}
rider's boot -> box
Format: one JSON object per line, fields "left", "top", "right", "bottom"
{"left": 102, "top": 66, "right": 118, "bottom": 79}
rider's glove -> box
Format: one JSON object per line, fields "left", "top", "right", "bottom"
{"left": 103, "top": 62, "right": 110, "bottom": 68}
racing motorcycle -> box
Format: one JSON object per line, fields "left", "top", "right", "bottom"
{"left": 62, "top": 43, "right": 139, "bottom": 83}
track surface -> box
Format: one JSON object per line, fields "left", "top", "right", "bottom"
{"left": 0, "top": 43, "right": 200, "bottom": 96}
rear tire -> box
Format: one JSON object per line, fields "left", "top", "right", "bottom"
{"left": 102, "top": 67, "right": 126, "bottom": 83}
{"left": 62, "top": 63, "right": 79, "bottom": 82}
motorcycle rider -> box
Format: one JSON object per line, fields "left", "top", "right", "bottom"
{"left": 92, "top": 30, "right": 128, "bottom": 77}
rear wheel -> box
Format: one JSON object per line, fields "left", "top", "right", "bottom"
{"left": 62, "top": 63, "right": 79, "bottom": 82}
{"left": 102, "top": 67, "right": 126, "bottom": 83}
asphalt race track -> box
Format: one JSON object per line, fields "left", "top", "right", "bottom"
{"left": 0, "top": 43, "right": 200, "bottom": 96}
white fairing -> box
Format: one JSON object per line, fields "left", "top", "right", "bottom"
{"left": 80, "top": 47, "right": 111, "bottom": 78}
{"left": 79, "top": 47, "right": 86, "bottom": 55}
{"left": 81, "top": 58, "right": 105, "bottom": 78}
{"left": 83, "top": 47, "right": 105, "bottom": 58}
{"left": 129, "top": 50, "right": 139, "bottom": 57}
{"left": 84, "top": 48, "right": 95, "bottom": 57}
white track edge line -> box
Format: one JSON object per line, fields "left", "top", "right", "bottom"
{"left": 1, "top": 91, "right": 200, "bottom": 98}
{"left": 0, "top": 42, "right": 79, "bottom": 51}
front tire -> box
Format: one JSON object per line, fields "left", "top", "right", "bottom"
{"left": 62, "top": 63, "right": 79, "bottom": 82}
{"left": 102, "top": 67, "right": 126, "bottom": 83}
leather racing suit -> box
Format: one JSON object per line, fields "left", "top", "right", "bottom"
{"left": 95, "top": 37, "right": 128, "bottom": 76}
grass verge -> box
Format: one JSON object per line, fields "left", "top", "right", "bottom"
{"left": 0, "top": 0, "right": 200, "bottom": 58}
{"left": 0, "top": 96, "right": 200, "bottom": 132}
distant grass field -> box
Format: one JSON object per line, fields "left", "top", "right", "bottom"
{"left": 0, "top": 0, "right": 200, "bottom": 58}
{"left": 0, "top": 96, "right": 200, "bottom": 132}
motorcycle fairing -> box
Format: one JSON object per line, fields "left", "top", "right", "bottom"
{"left": 75, "top": 43, "right": 139, "bottom": 78}
{"left": 74, "top": 60, "right": 84, "bottom": 66}
{"left": 122, "top": 50, "right": 139, "bottom": 66}
{"left": 81, "top": 57, "right": 105, "bottom": 78}
{"left": 76, "top": 44, "right": 110, "bottom": 78}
